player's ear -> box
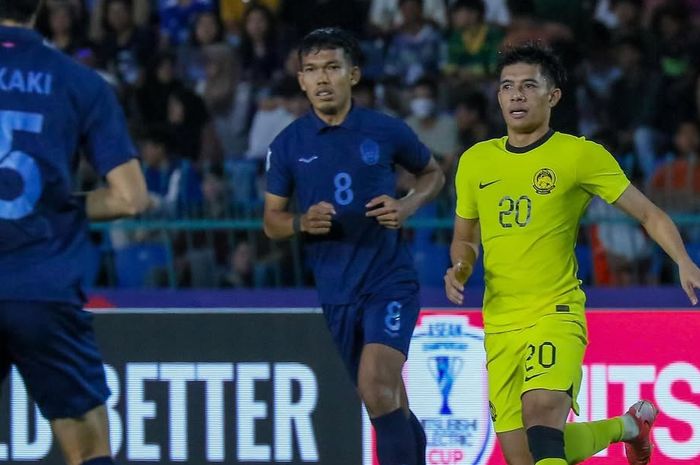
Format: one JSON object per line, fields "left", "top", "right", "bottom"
{"left": 548, "top": 88, "right": 562, "bottom": 107}
{"left": 297, "top": 71, "right": 306, "bottom": 93}
{"left": 350, "top": 66, "right": 361, "bottom": 86}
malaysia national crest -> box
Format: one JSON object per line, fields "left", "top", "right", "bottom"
{"left": 360, "top": 138, "right": 380, "bottom": 165}
{"left": 533, "top": 168, "right": 556, "bottom": 195}
{"left": 404, "top": 314, "right": 495, "bottom": 465}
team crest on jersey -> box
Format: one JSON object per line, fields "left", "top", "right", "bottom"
{"left": 360, "top": 138, "right": 380, "bottom": 165}
{"left": 533, "top": 168, "right": 556, "bottom": 195}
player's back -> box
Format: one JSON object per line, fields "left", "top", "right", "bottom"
{"left": 0, "top": 25, "right": 135, "bottom": 304}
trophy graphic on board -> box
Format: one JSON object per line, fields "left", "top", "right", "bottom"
{"left": 428, "top": 356, "right": 464, "bottom": 415}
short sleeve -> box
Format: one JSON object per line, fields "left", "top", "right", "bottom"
{"left": 393, "top": 121, "right": 431, "bottom": 174}
{"left": 265, "top": 140, "right": 294, "bottom": 197}
{"left": 82, "top": 78, "right": 137, "bottom": 176}
{"left": 455, "top": 151, "right": 478, "bottom": 219}
{"left": 576, "top": 141, "right": 631, "bottom": 204}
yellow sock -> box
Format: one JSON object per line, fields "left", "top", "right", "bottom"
{"left": 564, "top": 418, "right": 624, "bottom": 464}
{"left": 535, "top": 459, "right": 567, "bottom": 465}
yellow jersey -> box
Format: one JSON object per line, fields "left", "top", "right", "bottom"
{"left": 455, "top": 131, "right": 630, "bottom": 333}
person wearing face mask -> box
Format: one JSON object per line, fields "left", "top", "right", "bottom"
{"left": 405, "top": 77, "right": 460, "bottom": 175}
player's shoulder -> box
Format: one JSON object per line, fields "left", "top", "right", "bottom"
{"left": 459, "top": 136, "right": 507, "bottom": 163}
{"left": 550, "top": 132, "right": 610, "bottom": 160}
{"left": 38, "top": 43, "right": 112, "bottom": 100}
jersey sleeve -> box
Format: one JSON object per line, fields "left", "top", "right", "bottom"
{"left": 455, "top": 151, "right": 478, "bottom": 219}
{"left": 576, "top": 141, "right": 631, "bottom": 204}
{"left": 393, "top": 120, "right": 431, "bottom": 173}
{"left": 265, "top": 139, "right": 294, "bottom": 198}
{"left": 82, "top": 78, "right": 137, "bottom": 176}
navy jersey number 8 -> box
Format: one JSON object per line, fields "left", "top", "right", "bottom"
{"left": 334, "top": 172, "right": 354, "bottom": 206}
{"left": 0, "top": 111, "right": 44, "bottom": 220}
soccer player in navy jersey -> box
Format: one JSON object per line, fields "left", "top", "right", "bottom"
{"left": 264, "top": 27, "right": 445, "bottom": 465}
{"left": 0, "top": 1, "right": 149, "bottom": 465}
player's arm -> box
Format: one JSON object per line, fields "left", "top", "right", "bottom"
{"left": 84, "top": 159, "right": 150, "bottom": 220}
{"left": 614, "top": 184, "right": 700, "bottom": 304}
{"left": 366, "top": 156, "right": 444, "bottom": 228}
{"left": 444, "top": 217, "right": 480, "bottom": 305}
{"left": 263, "top": 193, "right": 336, "bottom": 240}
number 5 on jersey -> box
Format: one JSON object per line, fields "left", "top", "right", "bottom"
{"left": 0, "top": 111, "right": 44, "bottom": 220}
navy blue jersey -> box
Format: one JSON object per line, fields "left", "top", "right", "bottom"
{"left": 267, "top": 106, "right": 431, "bottom": 304}
{"left": 0, "top": 26, "right": 136, "bottom": 304}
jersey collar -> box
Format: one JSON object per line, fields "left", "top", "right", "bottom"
{"left": 0, "top": 25, "right": 44, "bottom": 46}
{"left": 505, "top": 128, "right": 555, "bottom": 154}
{"left": 308, "top": 102, "right": 361, "bottom": 133}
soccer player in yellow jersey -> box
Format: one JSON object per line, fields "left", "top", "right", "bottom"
{"left": 445, "top": 43, "right": 700, "bottom": 465}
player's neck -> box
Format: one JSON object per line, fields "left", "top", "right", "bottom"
{"left": 313, "top": 100, "right": 352, "bottom": 126}
{"left": 507, "top": 125, "right": 551, "bottom": 148}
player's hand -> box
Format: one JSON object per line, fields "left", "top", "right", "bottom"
{"left": 365, "top": 195, "right": 409, "bottom": 229}
{"left": 301, "top": 201, "right": 336, "bottom": 235}
{"left": 679, "top": 258, "right": 700, "bottom": 305}
{"left": 444, "top": 262, "right": 472, "bottom": 305}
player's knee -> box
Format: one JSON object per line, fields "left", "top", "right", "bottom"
{"left": 526, "top": 425, "right": 565, "bottom": 463}
{"left": 358, "top": 375, "right": 400, "bottom": 416}
{"left": 522, "top": 391, "right": 570, "bottom": 427}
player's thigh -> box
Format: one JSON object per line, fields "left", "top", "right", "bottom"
{"left": 361, "top": 283, "right": 421, "bottom": 361}
{"left": 52, "top": 404, "right": 111, "bottom": 465}
{"left": 521, "top": 312, "right": 588, "bottom": 418}
{"left": 484, "top": 328, "right": 528, "bottom": 433}
{"left": 321, "top": 301, "right": 365, "bottom": 383}
{"left": 3, "top": 300, "right": 110, "bottom": 420}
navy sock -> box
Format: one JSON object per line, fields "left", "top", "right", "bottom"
{"left": 371, "top": 408, "right": 417, "bottom": 465}
{"left": 409, "top": 410, "right": 427, "bottom": 465}
{"left": 81, "top": 457, "right": 115, "bottom": 465}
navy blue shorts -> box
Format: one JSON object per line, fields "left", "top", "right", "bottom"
{"left": 0, "top": 301, "right": 110, "bottom": 420}
{"left": 321, "top": 283, "right": 421, "bottom": 383}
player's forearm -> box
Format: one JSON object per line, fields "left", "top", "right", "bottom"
{"left": 450, "top": 239, "right": 479, "bottom": 267}
{"left": 401, "top": 168, "right": 445, "bottom": 216}
{"left": 263, "top": 211, "right": 296, "bottom": 240}
{"left": 642, "top": 207, "right": 693, "bottom": 266}
{"left": 85, "top": 187, "right": 150, "bottom": 221}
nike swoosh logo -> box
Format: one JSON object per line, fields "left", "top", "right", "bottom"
{"left": 298, "top": 156, "right": 318, "bottom": 163}
{"left": 479, "top": 179, "right": 501, "bottom": 189}
{"left": 524, "top": 373, "right": 545, "bottom": 382}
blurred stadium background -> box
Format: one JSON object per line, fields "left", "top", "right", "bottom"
{"left": 3, "top": 0, "right": 700, "bottom": 464}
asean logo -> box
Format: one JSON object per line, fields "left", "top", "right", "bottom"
{"left": 532, "top": 168, "right": 556, "bottom": 195}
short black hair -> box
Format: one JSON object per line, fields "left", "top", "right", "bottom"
{"left": 298, "top": 27, "right": 363, "bottom": 67}
{"left": 497, "top": 42, "right": 567, "bottom": 89}
{"left": 412, "top": 76, "right": 438, "bottom": 96}
{"left": 0, "top": 0, "right": 41, "bottom": 22}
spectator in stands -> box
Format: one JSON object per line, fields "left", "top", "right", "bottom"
{"left": 246, "top": 79, "right": 298, "bottom": 160}
{"left": 140, "top": 126, "right": 204, "bottom": 218}
{"left": 453, "top": 90, "right": 491, "bottom": 150}
{"left": 443, "top": 0, "right": 504, "bottom": 85}
{"left": 384, "top": 0, "right": 443, "bottom": 86}
{"left": 220, "top": 241, "right": 254, "bottom": 287}
{"left": 278, "top": 0, "right": 369, "bottom": 39}
{"left": 218, "top": 0, "right": 279, "bottom": 39}
{"left": 177, "top": 11, "right": 228, "bottom": 88}
{"left": 166, "top": 87, "right": 222, "bottom": 167}
{"left": 98, "top": 0, "right": 155, "bottom": 88}
{"left": 370, "top": 0, "right": 447, "bottom": 32}
{"left": 37, "top": 1, "right": 87, "bottom": 57}
{"left": 159, "top": 0, "right": 214, "bottom": 47}
{"left": 136, "top": 51, "right": 185, "bottom": 126}
{"left": 239, "top": 4, "right": 283, "bottom": 87}
{"left": 650, "top": 120, "right": 700, "bottom": 214}
{"left": 88, "top": 0, "right": 149, "bottom": 42}
{"left": 405, "top": 77, "right": 460, "bottom": 173}
{"left": 607, "top": 34, "right": 663, "bottom": 180}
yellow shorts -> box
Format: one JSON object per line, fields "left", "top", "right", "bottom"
{"left": 484, "top": 312, "right": 588, "bottom": 433}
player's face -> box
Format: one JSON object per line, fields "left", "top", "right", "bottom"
{"left": 298, "top": 48, "right": 359, "bottom": 116}
{"left": 497, "top": 63, "right": 560, "bottom": 135}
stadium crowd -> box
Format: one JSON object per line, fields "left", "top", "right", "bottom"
{"left": 42, "top": 0, "right": 700, "bottom": 288}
